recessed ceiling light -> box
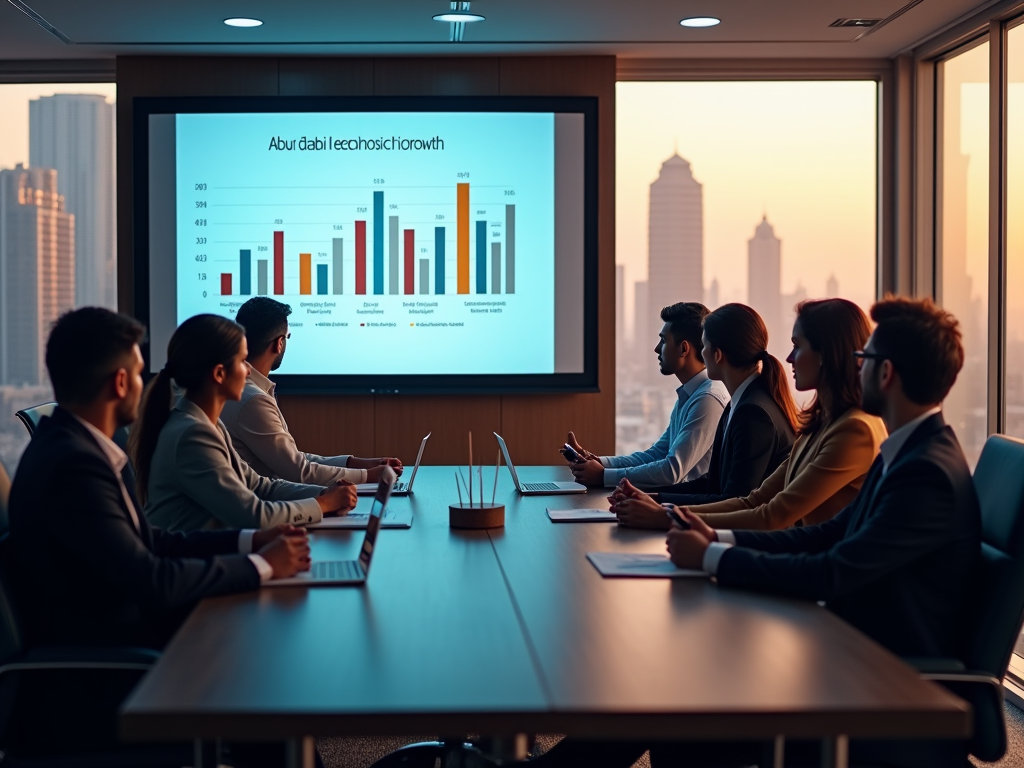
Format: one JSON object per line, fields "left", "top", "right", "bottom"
{"left": 433, "top": 12, "right": 485, "bottom": 22}
{"left": 679, "top": 17, "right": 721, "bottom": 28}
{"left": 224, "top": 17, "right": 263, "bottom": 27}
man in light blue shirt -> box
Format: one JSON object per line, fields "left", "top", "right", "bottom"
{"left": 568, "top": 302, "right": 729, "bottom": 489}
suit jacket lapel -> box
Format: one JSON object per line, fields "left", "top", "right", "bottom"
{"left": 847, "top": 456, "right": 886, "bottom": 533}
{"left": 710, "top": 405, "right": 730, "bottom": 484}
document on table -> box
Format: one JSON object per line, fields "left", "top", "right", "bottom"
{"left": 547, "top": 508, "right": 618, "bottom": 522}
{"left": 586, "top": 552, "right": 706, "bottom": 578}
{"left": 307, "top": 508, "right": 412, "bottom": 530}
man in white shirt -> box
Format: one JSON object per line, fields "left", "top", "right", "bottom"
{"left": 222, "top": 297, "right": 402, "bottom": 485}
{"left": 567, "top": 302, "right": 729, "bottom": 489}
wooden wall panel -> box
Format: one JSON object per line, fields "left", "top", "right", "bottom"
{"left": 498, "top": 57, "right": 617, "bottom": 461}
{"left": 374, "top": 57, "right": 500, "bottom": 96}
{"left": 116, "top": 55, "right": 616, "bottom": 465}
{"left": 374, "top": 396, "right": 502, "bottom": 465}
{"left": 278, "top": 58, "right": 374, "bottom": 96}
{"left": 277, "top": 394, "right": 376, "bottom": 459}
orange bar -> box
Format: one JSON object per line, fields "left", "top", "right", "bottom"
{"left": 299, "top": 253, "right": 312, "bottom": 295}
{"left": 457, "top": 183, "right": 470, "bottom": 294}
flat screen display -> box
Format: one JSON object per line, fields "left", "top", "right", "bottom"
{"left": 134, "top": 96, "right": 598, "bottom": 393}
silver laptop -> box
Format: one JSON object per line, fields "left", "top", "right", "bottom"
{"left": 355, "top": 433, "right": 430, "bottom": 496}
{"left": 493, "top": 432, "right": 586, "bottom": 495}
{"left": 267, "top": 467, "right": 396, "bottom": 586}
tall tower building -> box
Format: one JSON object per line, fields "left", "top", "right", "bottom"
{"left": 645, "top": 154, "right": 703, "bottom": 382}
{"left": 747, "top": 216, "right": 783, "bottom": 357}
{"left": 826, "top": 273, "right": 839, "bottom": 298}
{"left": 705, "top": 277, "right": 720, "bottom": 310}
{"left": 0, "top": 165, "right": 76, "bottom": 385}
{"left": 30, "top": 93, "right": 115, "bottom": 309}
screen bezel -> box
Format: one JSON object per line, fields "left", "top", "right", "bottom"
{"left": 132, "top": 95, "right": 599, "bottom": 395}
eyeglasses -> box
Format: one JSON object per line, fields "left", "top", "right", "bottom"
{"left": 852, "top": 350, "right": 886, "bottom": 368}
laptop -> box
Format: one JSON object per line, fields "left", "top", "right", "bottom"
{"left": 267, "top": 466, "right": 396, "bottom": 586}
{"left": 493, "top": 432, "right": 587, "bottom": 495}
{"left": 355, "top": 433, "right": 430, "bottom": 496}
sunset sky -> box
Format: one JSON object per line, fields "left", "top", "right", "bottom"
{"left": 615, "top": 80, "right": 878, "bottom": 339}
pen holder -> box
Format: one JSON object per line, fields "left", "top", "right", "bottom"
{"left": 449, "top": 503, "right": 505, "bottom": 529}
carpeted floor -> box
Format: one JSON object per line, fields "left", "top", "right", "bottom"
{"left": 317, "top": 702, "right": 1024, "bottom": 768}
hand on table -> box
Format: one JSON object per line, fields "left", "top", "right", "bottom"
{"left": 352, "top": 456, "right": 404, "bottom": 476}
{"left": 606, "top": 478, "right": 654, "bottom": 506}
{"left": 251, "top": 524, "right": 304, "bottom": 551}
{"left": 317, "top": 480, "right": 358, "bottom": 516}
{"left": 611, "top": 491, "right": 672, "bottom": 530}
{"left": 257, "top": 527, "right": 311, "bottom": 578}
{"left": 666, "top": 529, "right": 711, "bottom": 570}
{"left": 569, "top": 458, "right": 606, "bottom": 487}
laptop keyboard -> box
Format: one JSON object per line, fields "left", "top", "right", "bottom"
{"left": 312, "top": 560, "right": 363, "bottom": 580}
{"left": 523, "top": 482, "right": 563, "bottom": 492}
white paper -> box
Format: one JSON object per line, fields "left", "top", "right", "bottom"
{"left": 307, "top": 509, "right": 411, "bottom": 529}
{"left": 586, "top": 552, "right": 706, "bottom": 578}
{"left": 547, "top": 508, "right": 617, "bottom": 522}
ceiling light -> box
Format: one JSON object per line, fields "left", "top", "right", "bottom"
{"left": 829, "top": 18, "right": 880, "bottom": 27}
{"left": 679, "top": 17, "right": 721, "bottom": 28}
{"left": 434, "top": 1, "right": 484, "bottom": 42}
{"left": 433, "top": 12, "right": 485, "bottom": 22}
{"left": 223, "top": 17, "right": 263, "bottom": 27}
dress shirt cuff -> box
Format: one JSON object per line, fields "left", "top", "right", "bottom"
{"left": 237, "top": 529, "right": 258, "bottom": 554}
{"left": 717, "top": 529, "right": 737, "bottom": 545}
{"left": 248, "top": 554, "right": 274, "bottom": 583}
{"left": 599, "top": 456, "right": 612, "bottom": 468}
{"left": 702, "top": 542, "right": 734, "bottom": 575}
{"left": 296, "top": 498, "right": 324, "bottom": 525}
{"left": 602, "top": 467, "right": 624, "bottom": 488}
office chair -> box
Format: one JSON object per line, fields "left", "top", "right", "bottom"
{"left": 0, "top": 534, "right": 187, "bottom": 767}
{"left": 906, "top": 434, "right": 1024, "bottom": 764}
{"left": 14, "top": 402, "right": 56, "bottom": 437}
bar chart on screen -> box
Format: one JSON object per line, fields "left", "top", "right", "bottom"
{"left": 173, "top": 111, "right": 556, "bottom": 375}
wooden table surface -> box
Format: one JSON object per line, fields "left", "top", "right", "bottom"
{"left": 121, "top": 465, "right": 970, "bottom": 743}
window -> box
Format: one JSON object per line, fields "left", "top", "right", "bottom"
{"left": 0, "top": 83, "right": 116, "bottom": 474}
{"left": 1007, "top": 22, "right": 1024, "bottom": 441}
{"left": 937, "top": 42, "right": 990, "bottom": 469}
{"left": 615, "top": 81, "right": 878, "bottom": 453}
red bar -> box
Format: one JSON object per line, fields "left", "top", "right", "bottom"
{"left": 273, "top": 231, "right": 284, "bottom": 294}
{"left": 355, "top": 221, "right": 367, "bottom": 295}
{"left": 404, "top": 229, "right": 415, "bottom": 295}
{"left": 220, "top": 273, "right": 232, "bottom": 295}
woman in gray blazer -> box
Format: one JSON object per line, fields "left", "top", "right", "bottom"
{"left": 130, "top": 314, "right": 356, "bottom": 532}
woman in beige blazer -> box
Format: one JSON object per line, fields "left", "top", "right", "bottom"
{"left": 680, "top": 298, "right": 886, "bottom": 530}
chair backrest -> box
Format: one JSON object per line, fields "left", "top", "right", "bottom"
{"left": 14, "top": 402, "right": 56, "bottom": 437}
{"left": 0, "top": 460, "right": 10, "bottom": 538}
{"left": 968, "top": 434, "right": 1024, "bottom": 677}
{"left": 0, "top": 536, "right": 24, "bottom": 666}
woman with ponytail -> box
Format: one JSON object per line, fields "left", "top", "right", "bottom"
{"left": 612, "top": 304, "right": 797, "bottom": 529}
{"left": 130, "top": 314, "right": 357, "bottom": 532}
{"left": 627, "top": 298, "right": 887, "bottom": 532}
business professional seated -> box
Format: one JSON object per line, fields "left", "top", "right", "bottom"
{"left": 567, "top": 302, "right": 729, "bottom": 489}
{"left": 632, "top": 298, "right": 886, "bottom": 532}
{"left": 222, "top": 297, "right": 402, "bottom": 484}
{"left": 130, "top": 314, "right": 357, "bottom": 533}
{"left": 8, "top": 308, "right": 313, "bottom": 650}
{"left": 610, "top": 303, "right": 797, "bottom": 529}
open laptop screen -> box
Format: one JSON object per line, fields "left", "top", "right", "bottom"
{"left": 359, "top": 466, "right": 396, "bottom": 574}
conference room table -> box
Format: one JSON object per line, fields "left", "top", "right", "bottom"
{"left": 121, "top": 465, "right": 970, "bottom": 768}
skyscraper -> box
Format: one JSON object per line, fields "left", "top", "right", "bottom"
{"left": 0, "top": 165, "right": 75, "bottom": 385}
{"left": 705, "top": 277, "right": 720, "bottom": 310}
{"left": 30, "top": 93, "right": 115, "bottom": 309}
{"left": 826, "top": 273, "right": 839, "bottom": 298}
{"left": 616, "top": 264, "right": 625, "bottom": 371}
{"left": 644, "top": 154, "right": 703, "bottom": 382}
{"left": 747, "top": 216, "right": 783, "bottom": 356}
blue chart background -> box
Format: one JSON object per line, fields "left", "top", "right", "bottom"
{"left": 175, "top": 112, "right": 556, "bottom": 375}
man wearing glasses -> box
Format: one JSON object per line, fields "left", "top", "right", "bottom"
{"left": 221, "top": 297, "right": 402, "bottom": 485}
{"left": 662, "top": 296, "right": 981, "bottom": 767}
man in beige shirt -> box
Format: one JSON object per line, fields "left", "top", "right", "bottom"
{"left": 221, "top": 297, "right": 402, "bottom": 485}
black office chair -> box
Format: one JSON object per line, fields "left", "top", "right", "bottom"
{"left": 14, "top": 402, "right": 56, "bottom": 437}
{"left": 0, "top": 534, "right": 189, "bottom": 767}
{"left": 906, "top": 434, "right": 1024, "bottom": 763}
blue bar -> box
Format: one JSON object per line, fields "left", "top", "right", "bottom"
{"left": 476, "top": 221, "right": 487, "bottom": 294}
{"left": 373, "top": 191, "right": 384, "bottom": 294}
{"left": 317, "top": 264, "right": 328, "bottom": 295}
{"left": 435, "top": 227, "right": 445, "bottom": 295}
{"left": 239, "top": 249, "right": 252, "bottom": 295}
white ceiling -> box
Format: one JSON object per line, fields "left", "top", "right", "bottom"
{"left": 0, "top": 0, "right": 1000, "bottom": 61}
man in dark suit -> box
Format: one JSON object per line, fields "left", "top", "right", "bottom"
{"left": 664, "top": 296, "right": 980, "bottom": 767}
{"left": 9, "top": 307, "right": 311, "bottom": 649}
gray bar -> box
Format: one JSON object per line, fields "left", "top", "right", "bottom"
{"left": 257, "top": 260, "right": 268, "bottom": 295}
{"left": 491, "top": 243, "right": 501, "bottom": 294}
{"left": 505, "top": 204, "right": 515, "bottom": 294}
{"left": 332, "top": 238, "right": 344, "bottom": 294}
{"left": 389, "top": 216, "right": 399, "bottom": 295}
{"left": 419, "top": 259, "right": 429, "bottom": 295}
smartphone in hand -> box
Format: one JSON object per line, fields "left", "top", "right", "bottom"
{"left": 560, "top": 443, "right": 583, "bottom": 463}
